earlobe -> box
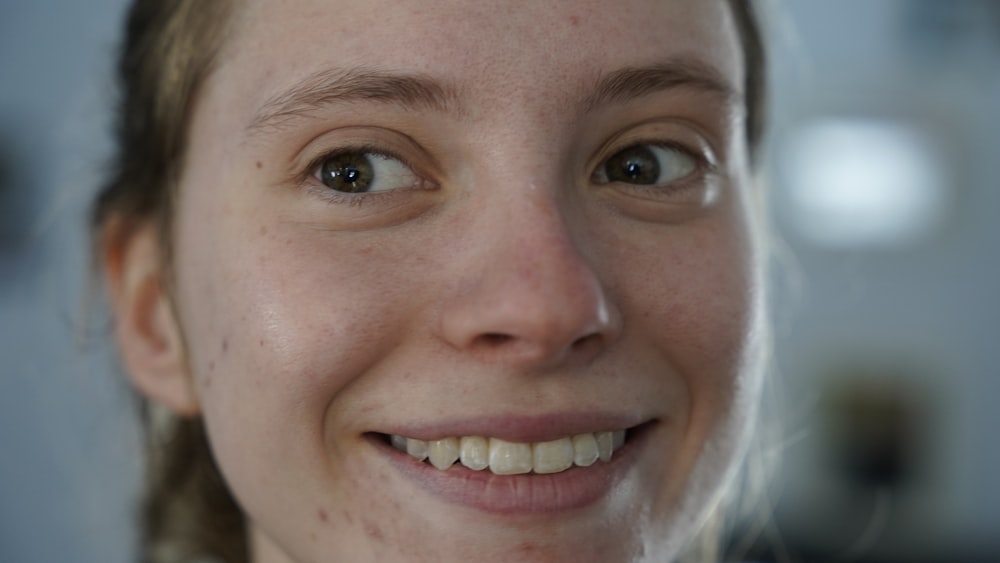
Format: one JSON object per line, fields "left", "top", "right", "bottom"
{"left": 102, "top": 219, "right": 201, "bottom": 417}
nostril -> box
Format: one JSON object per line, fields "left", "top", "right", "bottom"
{"left": 469, "top": 330, "right": 605, "bottom": 365}
{"left": 570, "top": 332, "right": 603, "bottom": 355}
{"left": 477, "top": 333, "right": 514, "bottom": 347}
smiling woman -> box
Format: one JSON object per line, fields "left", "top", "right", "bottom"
{"left": 93, "top": 1, "right": 768, "bottom": 562}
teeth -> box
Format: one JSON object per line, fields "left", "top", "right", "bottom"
{"left": 406, "top": 438, "right": 429, "bottom": 461}
{"left": 532, "top": 437, "right": 574, "bottom": 474}
{"left": 389, "top": 429, "right": 628, "bottom": 475}
{"left": 596, "top": 431, "right": 613, "bottom": 462}
{"left": 427, "top": 437, "right": 460, "bottom": 470}
{"left": 459, "top": 436, "right": 489, "bottom": 471}
{"left": 572, "top": 433, "right": 599, "bottom": 467}
{"left": 612, "top": 429, "right": 626, "bottom": 450}
{"left": 489, "top": 438, "right": 533, "bottom": 475}
{"left": 391, "top": 434, "right": 408, "bottom": 452}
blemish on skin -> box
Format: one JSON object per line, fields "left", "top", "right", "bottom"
{"left": 517, "top": 542, "right": 539, "bottom": 556}
{"left": 309, "top": 532, "right": 316, "bottom": 542}
{"left": 259, "top": 225, "right": 268, "bottom": 236}
{"left": 569, "top": 15, "right": 580, "bottom": 26}
{"left": 256, "top": 160, "right": 263, "bottom": 169}
{"left": 363, "top": 521, "right": 385, "bottom": 542}
{"left": 208, "top": 361, "right": 215, "bottom": 372}
{"left": 221, "top": 338, "right": 229, "bottom": 353}
{"left": 317, "top": 509, "right": 328, "bottom": 523}
{"left": 342, "top": 510, "right": 354, "bottom": 525}
{"left": 259, "top": 339, "right": 265, "bottom": 348}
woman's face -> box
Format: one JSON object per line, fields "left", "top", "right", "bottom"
{"left": 165, "top": 0, "right": 763, "bottom": 561}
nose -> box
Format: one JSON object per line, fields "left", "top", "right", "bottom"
{"left": 438, "top": 191, "right": 621, "bottom": 369}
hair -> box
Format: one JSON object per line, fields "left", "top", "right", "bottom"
{"left": 93, "top": 1, "right": 243, "bottom": 561}
{"left": 92, "top": 1, "right": 767, "bottom": 561}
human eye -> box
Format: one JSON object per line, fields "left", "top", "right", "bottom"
{"left": 592, "top": 143, "right": 699, "bottom": 188}
{"left": 311, "top": 148, "right": 423, "bottom": 194}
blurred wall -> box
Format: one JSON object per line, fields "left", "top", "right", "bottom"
{"left": 761, "top": 1, "right": 1000, "bottom": 561}
{"left": 0, "top": 2, "right": 139, "bottom": 563}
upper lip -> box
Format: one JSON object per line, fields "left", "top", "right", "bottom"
{"left": 375, "top": 412, "right": 653, "bottom": 443}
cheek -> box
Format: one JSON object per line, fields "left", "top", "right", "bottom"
{"left": 170, "top": 208, "right": 422, "bottom": 479}
{"left": 620, "top": 215, "right": 756, "bottom": 391}
{"left": 671, "top": 226, "right": 758, "bottom": 437}
{"left": 618, "top": 211, "right": 759, "bottom": 436}
{"left": 618, "top": 211, "right": 762, "bottom": 533}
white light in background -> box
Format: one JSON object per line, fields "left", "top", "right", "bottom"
{"left": 779, "top": 118, "right": 949, "bottom": 248}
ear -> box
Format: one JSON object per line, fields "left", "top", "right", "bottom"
{"left": 102, "top": 219, "right": 201, "bottom": 417}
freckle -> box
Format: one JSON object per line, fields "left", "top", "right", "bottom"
{"left": 569, "top": 15, "right": 579, "bottom": 26}
{"left": 221, "top": 338, "right": 229, "bottom": 353}
{"left": 317, "top": 509, "right": 328, "bottom": 523}
{"left": 309, "top": 532, "right": 316, "bottom": 542}
{"left": 259, "top": 225, "right": 268, "bottom": 236}
{"left": 259, "top": 339, "right": 265, "bottom": 348}
{"left": 256, "top": 161, "right": 263, "bottom": 169}
{"left": 208, "top": 361, "right": 215, "bottom": 372}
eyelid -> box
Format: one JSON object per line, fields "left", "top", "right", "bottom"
{"left": 633, "top": 139, "right": 712, "bottom": 169}
{"left": 292, "top": 131, "right": 442, "bottom": 209}
{"left": 299, "top": 143, "right": 406, "bottom": 185}
{"left": 592, "top": 119, "right": 720, "bottom": 175}
{"left": 291, "top": 125, "right": 441, "bottom": 182}
{"left": 592, "top": 138, "right": 716, "bottom": 189}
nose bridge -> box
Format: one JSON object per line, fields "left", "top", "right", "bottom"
{"left": 438, "top": 178, "right": 619, "bottom": 367}
{"left": 496, "top": 189, "right": 594, "bottom": 304}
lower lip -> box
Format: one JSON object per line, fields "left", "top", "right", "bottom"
{"left": 369, "top": 425, "right": 650, "bottom": 515}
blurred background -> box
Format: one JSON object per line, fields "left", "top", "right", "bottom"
{"left": 0, "top": 1, "right": 997, "bottom": 562}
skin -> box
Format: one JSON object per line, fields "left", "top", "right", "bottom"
{"left": 110, "top": 0, "right": 766, "bottom": 561}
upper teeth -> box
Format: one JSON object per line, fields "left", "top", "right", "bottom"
{"left": 390, "top": 430, "right": 627, "bottom": 475}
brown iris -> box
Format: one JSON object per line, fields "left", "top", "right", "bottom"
{"left": 320, "top": 152, "right": 376, "bottom": 193}
{"left": 603, "top": 145, "right": 661, "bottom": 185}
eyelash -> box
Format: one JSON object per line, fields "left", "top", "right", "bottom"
{"left": 296, "top": 137, "right": 714, "bottom": 207}
{"left": 594, "top": 139, "right": 713, "bottom": 193}
{"left": 300, "top": 143, "right": 427, "bottom": 207}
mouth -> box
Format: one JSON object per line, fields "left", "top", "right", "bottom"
{"left": 382, "top": 429, "right": 627, "bottom": 475}
{"left": 368, "top": 420, "right": 652, "bottom": 514}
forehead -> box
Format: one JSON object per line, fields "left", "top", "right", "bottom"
{"left": 213, "top": 0, "right": 743, "bottom": 122}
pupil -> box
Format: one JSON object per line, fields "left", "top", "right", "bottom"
{"left": 320, "top": 153, "right": 374, "bottom": 193}
{"left": 607, "top": 145, "right": 659, "bottom": 185}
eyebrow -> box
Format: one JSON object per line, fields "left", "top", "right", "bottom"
{"left": 247, "top": 67, "right": 459, "bottom": 134}
{"left": 247, "top": 59, "right": 737, "bottom": 135}
{"left": 582, "top": 59, "right": 739, "bottom": 113}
